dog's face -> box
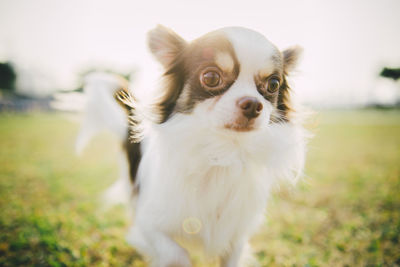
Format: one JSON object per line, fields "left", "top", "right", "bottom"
{"left": 148, "top": 25, "right": 302, "bottom": 131}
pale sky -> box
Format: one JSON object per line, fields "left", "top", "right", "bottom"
{"left": 0, "top": 0, "right": 399, "bottom": 106}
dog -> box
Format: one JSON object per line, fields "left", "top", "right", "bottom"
{"left": 78, "top": 25, "right": 307, "bottom": 267}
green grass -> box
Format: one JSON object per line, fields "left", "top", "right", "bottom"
{"left": 0, "top": 110, "right": 399, "bottom": 266}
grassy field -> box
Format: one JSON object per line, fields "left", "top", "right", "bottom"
{"left": 0, "top": 110, "right": 399, "bottom": 266}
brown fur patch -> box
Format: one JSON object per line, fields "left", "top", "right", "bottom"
{"left": 254, "top": 71, "right": 293, "bottom": 122}
{"left": 153, "top": 31, "right": 240, "bottom": 123}
{"left": 275, "top": 77, "right": 293, "bottom": 122}
{"left": 115, "top": 88, "right": 142, "bottom": 186}
{"left": 123, "top": 139, "right": 141, "bottom": 185}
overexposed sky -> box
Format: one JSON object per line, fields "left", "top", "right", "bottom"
{"left": 0, "top": 0, "right": 399, "bottom": 106}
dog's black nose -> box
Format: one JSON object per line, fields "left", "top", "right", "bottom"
{"left": 237, "top": 97, "right": 263, "bottom": 119}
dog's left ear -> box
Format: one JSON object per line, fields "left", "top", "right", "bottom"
{"left": 282, "top": 45, "right": 303, "bottom": 74}
{"left": 147, "top": 25, "right": 187, "bottom": 68}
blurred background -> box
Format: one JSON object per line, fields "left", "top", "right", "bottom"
{"left": 0, "top": 0, "right": 399, "bottom": 266}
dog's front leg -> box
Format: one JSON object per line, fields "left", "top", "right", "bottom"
{"left": 220, "top": 240, "right": 257, "bottom": 267}
{"left": 127, "top": 225, "right": 191, "bottom": 267}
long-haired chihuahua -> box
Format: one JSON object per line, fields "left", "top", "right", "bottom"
{"left": 78, "top": 25, "right": 307, "bottom": 267}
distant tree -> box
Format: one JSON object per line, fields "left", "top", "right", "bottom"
{"left": 0, "top": 62, "right": 17, "bottom": 90}
{"left": 380, "top": 67, "right": 400, "bottom": 81}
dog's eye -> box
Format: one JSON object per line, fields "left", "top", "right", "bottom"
{"left": 267, "top": 78, "right": 280, "bottom": 93}
{"left": 202, "top": 71, "right": 221, "bottom": 88}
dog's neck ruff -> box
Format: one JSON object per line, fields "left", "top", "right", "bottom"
{"left": 144, "top": 111, "right": 305, "bottom": 175}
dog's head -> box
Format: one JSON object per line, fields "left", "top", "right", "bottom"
{"left": 148, "top": 25, "right": 302, "bottom": 132}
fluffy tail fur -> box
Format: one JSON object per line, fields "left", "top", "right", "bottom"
{"left": 76, "top": 72, "right": 129, "bottom": 154}
{"left": 77, "top": 71, "right": 132, "bottom": 207}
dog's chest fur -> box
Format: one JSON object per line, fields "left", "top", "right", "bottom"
{"left": 134, "top": 116, "right": 280, "bottom": 255}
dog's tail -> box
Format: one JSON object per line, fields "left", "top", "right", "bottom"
{"left": 77, "top": 71, "right": 134, "bottom": 207}
{"left": 76, "top": 72, "right": 130, "bottom": 155}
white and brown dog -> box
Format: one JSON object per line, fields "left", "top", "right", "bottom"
{"left": 78, "top": 25, "right": 307, "bottom": 267}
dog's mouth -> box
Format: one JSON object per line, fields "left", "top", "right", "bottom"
{"left": 224, "top": 118, "right": 257, "bottom": 132}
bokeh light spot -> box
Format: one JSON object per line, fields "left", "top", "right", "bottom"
{"left": 182, "top": 217, "right": 202, "bottom": 234}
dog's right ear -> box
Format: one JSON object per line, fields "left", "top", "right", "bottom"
{"left": 147, "top": 25, "right": 187, "bottom": 68}
{"left": 282, "top": 45, "right": 303, "bottom": 74}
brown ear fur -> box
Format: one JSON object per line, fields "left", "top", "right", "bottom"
{"left": 282, "top": 45, "right": 303, "bottom": 74}
{"left": 275, "top": 46, "right": 303, "bottom": 122}
{"left": 147, "top": 25, "right": 188, "bottom": 123}
{"left": 147, "top": 25, "right": 187, "bottom": 68}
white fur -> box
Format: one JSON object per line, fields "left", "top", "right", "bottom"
{"left": 128, "top": 108, "right": 306, "bottom": 266}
